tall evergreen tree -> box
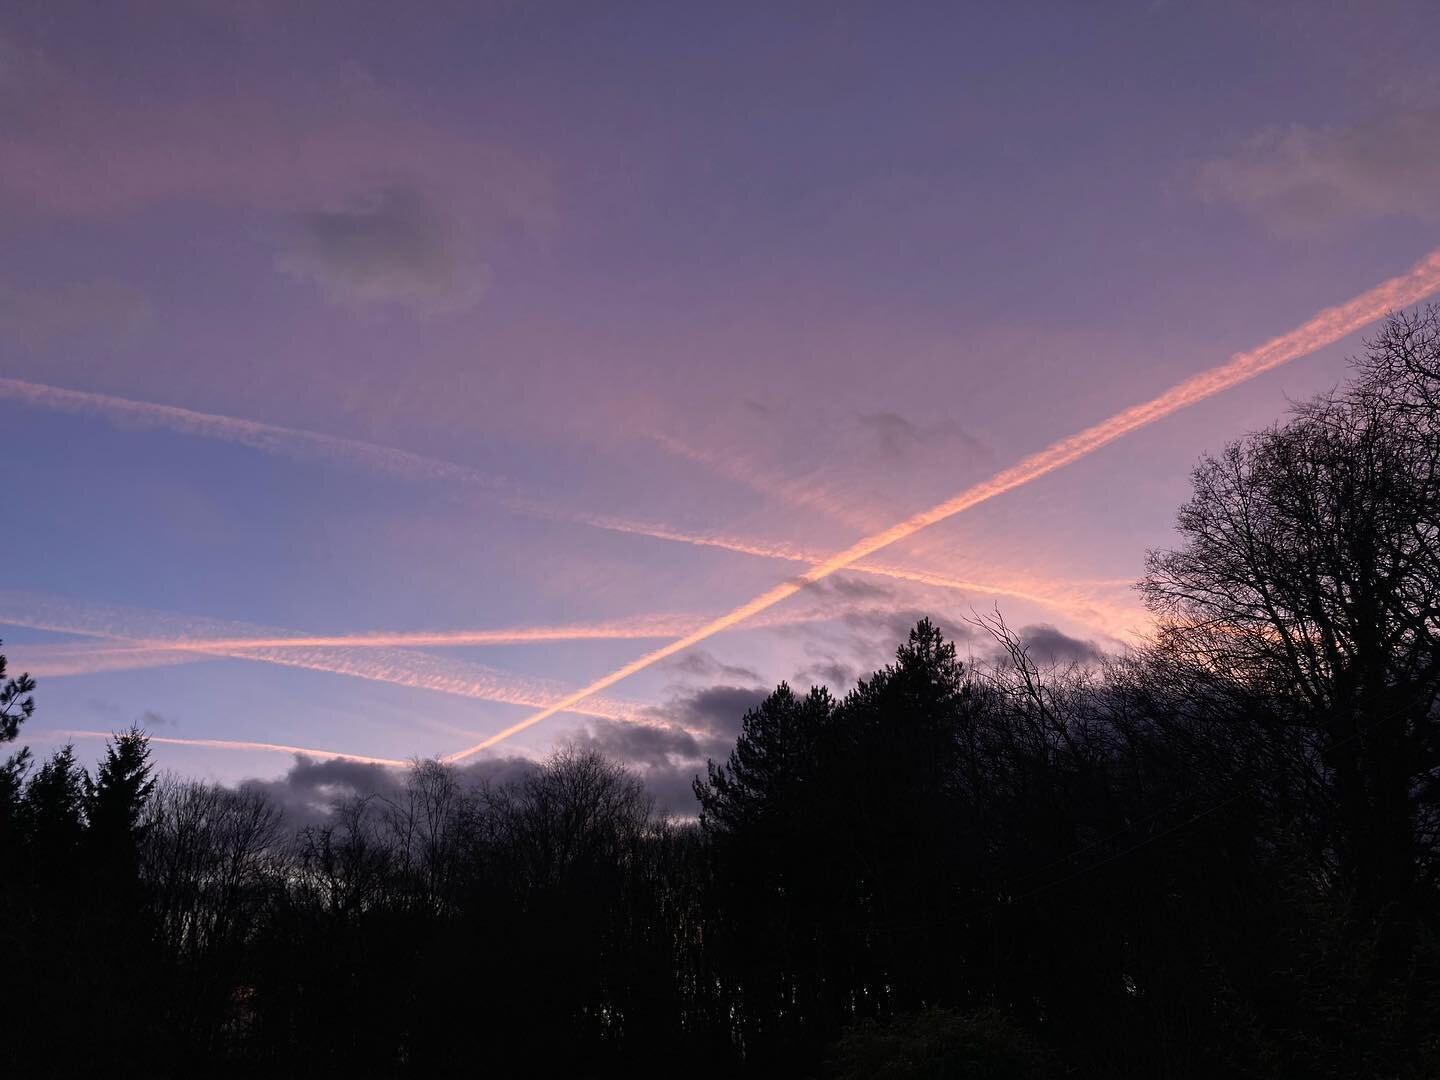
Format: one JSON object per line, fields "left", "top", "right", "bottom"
{"left": 25, "top": 744, "right": 87, "bottom": 847}
{"left": 86, "top": 725, "right": 157, "bottom": 842}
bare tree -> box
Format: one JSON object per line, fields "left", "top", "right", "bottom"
{"left": 1140, "top": 306, "right": 1440, "bottom": 931}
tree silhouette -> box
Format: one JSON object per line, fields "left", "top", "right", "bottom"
{"left": 1141, "top": 306, "right": 1440, "bottom": 941}
{"left": 86, "top": 724, "right": 157, "bottom": 841}
{"left": 0, "top": 641, "right": 35, "bottom": 833}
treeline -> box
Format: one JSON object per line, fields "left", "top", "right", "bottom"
{"left": 3, "top": 308, "right": 1440, "bottom": 1078}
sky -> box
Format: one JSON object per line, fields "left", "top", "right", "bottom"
{"left": 5, "top": 0, "right": 1440, "bottom": 808}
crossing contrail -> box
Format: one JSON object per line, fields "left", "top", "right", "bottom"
{"left": 7, "top": 607, "right": 847, "bottom": 675}
{"left": 548, "top": 511, "right": 1146, "bottom": 638}
{"left": 442, "top": 248, "right": 1440, "bottom": 761}
{"left": 112, "top": 613, "right": 708, "bottom": 651}
{"left": 0, "top": 591, "right": 649, "bottom": 722}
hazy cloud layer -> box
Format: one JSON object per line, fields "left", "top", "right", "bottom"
{"left": 572, "top": 717, "right": 703, "bottom": 770}
{"left": 240, "top": 753, "right": 542, "bottom": 829}
{"left": 1198, "top": 109, "right": 1440, "bottom": 232}
{"left": 235, "top": 747, "right": 710, "bottom": 824}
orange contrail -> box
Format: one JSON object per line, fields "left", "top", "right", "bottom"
{"left": 12, "top": 608, "right": 838, "bottom": 671}
{"left": 12, "top": 642, "right": 209, "bottom": 677}
{"left": 0, "top": 592, "right": 649, "bottom": 722}
{"left": 46, "top": 729, "right": 406, "bottom": 766}
{"left": 443, "top": 248, "right": 1440, "bottom": 761}
{"left": 123, "top": 613, "right": 707, "bottom": 651}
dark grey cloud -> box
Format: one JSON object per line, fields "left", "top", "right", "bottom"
{"left": 990, "top": 623, "right": 1104, "bottom": 668}
{"left": 454, "top": 755, "right": 544, "bottom": 793}
{"left": 637, "top": 761, "right": 705, "bottom": 818}
{"left": 1197, "top": 109, "right": 1440, "bottom": 233}
{"left": 239, "top": 753, "right": 539, "bottom": 829}
{"left": 661, "top": 649, "right": 761, "bottom": 684}
{"left": 278, "top": 186, "right": 489, "bottom": 314}
{"left": 565, "top": 684, "right": 779, "bottom": 818}
{"left": 648, "top": 683, "right": 771, "bottom": 746}
{"left": 570, "top": 718, "right": 703, "bottom": 770}
{"left": 241, "top": 755, "right": 406, "bottom": 828}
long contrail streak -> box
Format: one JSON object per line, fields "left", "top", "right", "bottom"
{"left": 0, "top": 592, "right": 648, "bottom": 722}
{"left": 443, "top": 248, "right": 1440, "bottom": 761}
{"left": 115, "top": 613, "right": 708, "bottom": 651}
{"left": 0, "top": 376, "right": 513, "bottom": 492}
{"left": 13, "top": 642, "right": 211, "bottom": 677}
{"left": 43, "top": 729, "right": 406, "bottom": 766}
{"left": 7, "top": 608, "right": 844, "bottom": 675}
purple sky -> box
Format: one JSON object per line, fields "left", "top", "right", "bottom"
{"left": 5, "top": 1, "right": 1440, "bottom": 796}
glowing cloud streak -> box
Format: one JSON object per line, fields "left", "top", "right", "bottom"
{"left": 8, "top": 610, "right": 843, "bottom": 676}
{"left": 44, "top": 729, "right": 405, "bottom": 766}
{"left": 444, "top": 248, "right": 1440, "bottom": 761}
{"left": 0, "top": 592, "right": 647, "bottom": 722}
{"left": 122, "top": 613, "right": 709, "bottom": 651}
{"left": 11, "top": 642, "right": 210, "bottom": 677}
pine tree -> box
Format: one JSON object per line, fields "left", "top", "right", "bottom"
{"left": 26, "top": 745, "right": 86, "bottom": 833}
{"left": 693, "top": 681, "right": 835, "bottom": 836}
{"left": 0, "top": 642, "right": 36, "bottom": 830}
{"left": 86, "top": 725, "right": 157, "bottom": 842}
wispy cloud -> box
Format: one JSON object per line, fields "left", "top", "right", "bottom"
{"left": 1198, "top": 108, "right": 1440, "bottom": 233}
{"left": 443, "top": 246, "right": 1440, "bottom": 760}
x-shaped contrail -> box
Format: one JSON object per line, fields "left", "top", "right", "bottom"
{"left": 442, "top": 248, "right": 1440, "bottom": 761}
